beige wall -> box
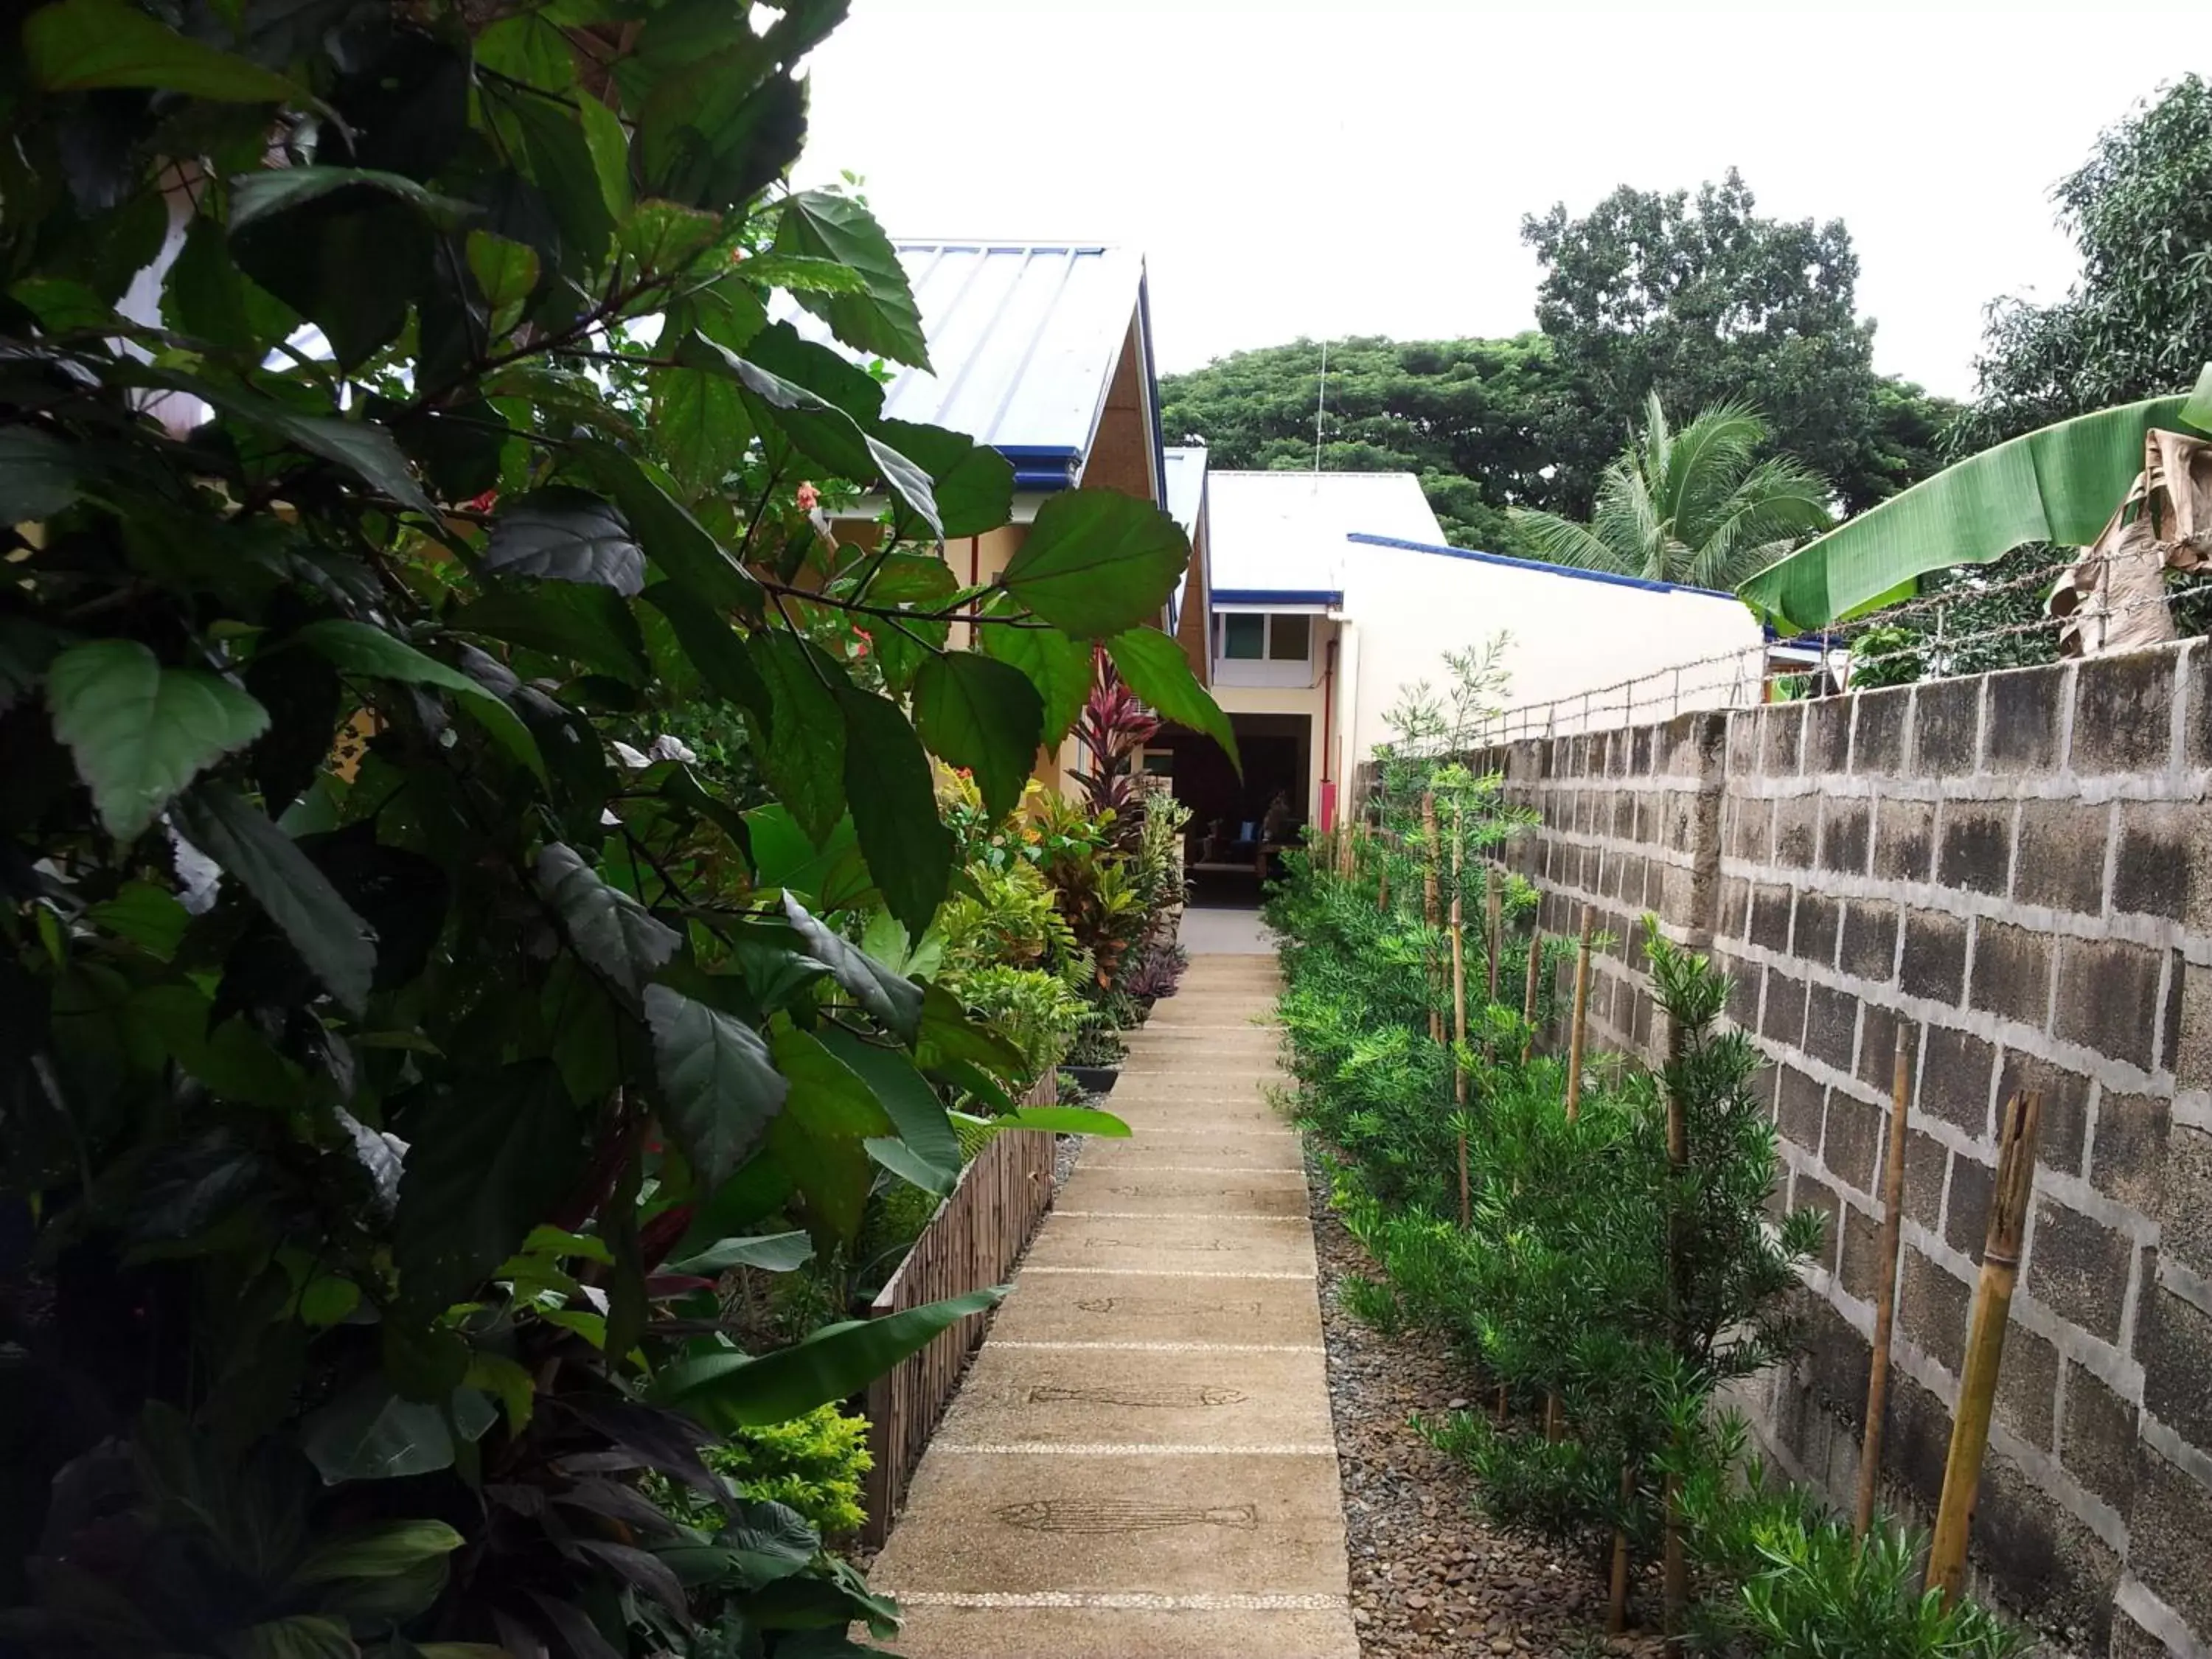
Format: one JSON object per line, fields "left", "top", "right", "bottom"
{"left": 1214, "top": 681, "right": 1329, "bottom": 826}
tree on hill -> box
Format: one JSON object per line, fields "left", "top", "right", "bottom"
{"left": 1523, "top": 169, "right": 1955, "bottom": 516}
{"left": 1158, "top": 335, "right": 1569, "bottom": 556}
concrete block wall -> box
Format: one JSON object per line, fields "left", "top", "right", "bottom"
{"left": 1436, "top": 640, "right": 2212, "bottom": 1658}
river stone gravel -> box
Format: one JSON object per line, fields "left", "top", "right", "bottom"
{"left": 1307, "top": 1146, "right": 1667, "bottom": 1659}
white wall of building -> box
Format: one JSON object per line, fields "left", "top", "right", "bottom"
{"left": 1332, "top": 540, "right": 1768, "bottom": 764}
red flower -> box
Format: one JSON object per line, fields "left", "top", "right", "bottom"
{"left": 464, "top": 488, "right": 498, "bottom": 515}
{"left": 796, "top": 481, "right": 820, "bottom": 511}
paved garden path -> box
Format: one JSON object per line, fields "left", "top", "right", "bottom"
{"left": 873, "top": 953, "right": 1359, "bottom": 1658}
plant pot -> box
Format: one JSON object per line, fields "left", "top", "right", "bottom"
{"left": 1063, "top": 1065, "right": 1119, "bottom": 1096}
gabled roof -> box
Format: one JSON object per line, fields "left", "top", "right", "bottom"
{"left": 1206, "top": 470, "right": 1445, "bottom": 604}
{"left": 1162, "top": 445, "right": 1207, "bottom": 538}
{"left": 1346, "top": 534, "right": 1742, "bottom": 602}
{"left": 782, "top": 241, "right": 1153, "bottom": 493}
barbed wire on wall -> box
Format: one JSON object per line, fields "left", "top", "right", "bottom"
{"left": 1387, "top": 555, "right": 2212, "bottom": 757}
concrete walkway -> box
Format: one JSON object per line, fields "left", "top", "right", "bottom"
{"left": 872, "top": 955, "right": 1358, "bottom": 1658}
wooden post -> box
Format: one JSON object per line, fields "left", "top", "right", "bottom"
{"left": 1521, "top": 928, "right": 1543, "bottom": 1064}
{"left": 1928, "top": 1089, "right": 2041, "bottom": 1607}
{"left": 1565, "top": 902, "right": 1595, "bottom": 1121}
{"left": 1450, "top": 807, "right": 1470, "bottom": 1228}
{"left": 1854, "top": 1025, "right": 1915, "bottom": 1541}
{"left": 1422, "top": 792, "right": 1441, "bottom": 1043}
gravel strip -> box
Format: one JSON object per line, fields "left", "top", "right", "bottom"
{"left": 1307, "top": 1143, "right": 1665, "bottom": 1658}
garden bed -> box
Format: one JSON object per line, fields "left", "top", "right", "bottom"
{"left": 1309, "top": 1144, "right": 1664, "bottom": 1658}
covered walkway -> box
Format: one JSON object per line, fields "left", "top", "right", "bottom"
{"left": 872, "top": 955, "right": 1357, "bottom": 1658}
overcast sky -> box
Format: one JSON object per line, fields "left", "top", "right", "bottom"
{"left": 797, "top": 0, "right": 2190, "bottom": 399}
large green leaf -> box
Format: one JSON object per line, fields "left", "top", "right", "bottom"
{"left": 820, "top": 1026, "right": 960, "bottom": 1194}
{"left": 772, "top": 191, "right": 931, "bottom": 369}
{"left": 655, "top": 1287, "right": 1005, "bottom": 1429}
{"left": 1736, "top": 392, "right": 2198, "bottom": 632}
{"left": 1000, "top": 490, "right": 1189, "bottom": 638}
{"left": 650, "top": 366, "right": 753, "bottom": 493}
{"left": 1107, "top": 627, "right": 1239, "bottom": 770}
{"left": 981, "top": 613, "right": 1091, "bottom": 749}
{"left": 583, "top": 445, "right": 763, "bottom": 617}
{"left": 24, "top": 0, "right": 301, "bottom": 99}
{"left": 170, "top": 784, "right": 376, "bottom": 1014}
{"left": 299, "top": 1380, "right": 497, "bottom": 1482}
{"left": 535, "top": 844, "right": 681, "bottom": 999}
{"left": 229, "top": 167, "right": 476, "bottom": 232}
{"left": 288, "top": 1521, "right": 465, "bottom": 1587}
{"left": 393, "top": 1066, "right": 585, "bottom": 1315}
{"left": 835, "top": 684, "right": 953, "bottom": 939}
{"left": 0, "top": 427, "right": 86, "bottom": 522}
{"left": 643, "top": 984, "right": 790, "bottom": 1186}
{"left": 450, "top": 585, "right": 650, "bottom": 684}
{"left": 768, "top": 1024, "right": 892, "bottom": 1138}
{"left": 878, "top": 421, "right": 1013, "bottom": 540}
{"left": 912, "top": 651, "right": 1043, "bottom": 821}
{"left": 288, "top": 619, "right": 546, "bottom": 781}
{"left": 747, "top": 810, "right": 876, "bottom": 914}
{"left": 481, "top": 487, "right": 646, "bottom": 594}
{"left": 642, "top": 582, "right": 768, "bottom": 714}
{"left": 779, "top": 894, "right": 923, "bottom": 1040}
{"left": 663, "top": 1229, "right": 813, "bottom": 1276}
{"left": 990, "top": 1105, "right": 1130, "bottom": 1136}
{"left": 45, "top": 639, "right": 270, "bottom": 840}
{"left": 749, "top": 630, "right": 846, "bottom": 844}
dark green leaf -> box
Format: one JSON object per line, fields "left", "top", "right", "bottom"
{"left": 641, "top": 582, "right": 768, "bottom": 714}
{"left": 0, "top": 428, "right": 84, "bottom": 523}
{"left": 773, "top": 190, "right": 931, "bottom": 369}
{"left": 678, "top": 336, "right": 872, "bottom": 478}
{"left": 87, "top": 880, "right": 189, "bottom": 959}
{"left": 750, "top": 630, "right": 846, "bottom": 844}
{"left": 768, "top": 1023, "right": 891, "bottom": 1137}
{"left": 483, "top": 488, "right": 645, "bottom": 594}
{"left": 508, "top": 94, "right": 616, "bottom": 269}
{"left": 583, "top": 445, "right": 763, "bottom": 616}
{"left": 649, "top": 364, "right": 753, "bottom": 492}
{"left": 992, "top": 1106, "right": 1129, "bottom": 1136}
{"left": 536, "top": 844, "right": 681, "bottom": 999}
{"left": 289, "top": 619, "right": 545, "bottom": 779}
{"left": 746, "top": 808, "right": 876, "bottom": 913}
{"left": 858, "top": 552, "right": 958, "bottom": 607}
{"left": 170, "top": 783, "right": 375, "bottom": 1014}
{"left": 777, "top": 894, "right": 922, "bottom": 1043}
{"left": 644, "top": 984, "right": 789, "bottom": 1186}
{"left": 465, "top": 229, "right": 540, "bottom": 313}
{"left": 663, "top": 1229, "right": 813, "bottom": 1276}
{"left": 1107, "top": 627, "right": 1239, "bottom": 769}
{"left": 741, "top": 319, "right": 884, "bottom": 425}
{"left": 25, "top": 0, "right": 302, "bottom": 99}
{"left": 45, "top": 639, "right": 269, "bottom": 840}
{"left": 877, "top": 420, "right": 1013, "bottom": 539}
{"left": 164, "top": 376, "right": 437, "bottom": 515}
{"left": 655, "top": 1287, "right": 1005, "bottom": 1429}
{"left": 916, "top": 980, "right": 1027, "bottom": 1080}
{"left": 835, "top": 684, "right": 952, "bottom": 940}
{"left": 912, "top": 651, "right": 1041, "bottom": 821}
{"left": 450, "top": 585, "right": 650, "bottom": 684}
{"left": 394, "top": 1066, "right": 585, "bottom": 1314}
{"left": 164, "top": 215, "right": 296, "bottom": 352}
{"left": 820, "top": 1026, "right": 959, "bottom": 1189}
{"left": 980, "top": 613, "right": 1091, "bottom": 749}
{"left": 0, "top": 616, "right": 69, "bottom": 715}
{"left": 1000, "top": 490, "right": 1189, "bottom": 638}
{"left": 229, "top": 167, "right": 475, "bottom": 232}
{"left": 617, "top": 198, "right": 723, "bottom": 274}
{"left": 223, "top": 1616, "right": 357, "bottom": 1659}
{"left": 299, "top": 1382, "right": 496, "bottom": 1483}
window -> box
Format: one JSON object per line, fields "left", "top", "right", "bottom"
{"left": 1221, "top": 613, "right": 1265, "bottom": 659}
{"left": 1217, "top": 612, "right": 1313, "bottom": 663}
{"left": 1268, "top": 613, "right": 1311, "bottom": 661}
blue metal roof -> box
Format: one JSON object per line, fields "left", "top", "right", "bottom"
{"left": 781, "top": 242, "right": 1152, "bottom": 494}
{"left": 1343, "top": 533, "right": 1745, "bottom": 602}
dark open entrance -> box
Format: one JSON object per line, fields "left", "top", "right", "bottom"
{"left": 1145, "top": 713, "right": 1308, "bottom": 908}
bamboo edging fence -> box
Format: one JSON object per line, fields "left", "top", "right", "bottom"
{"left": 860, "top": 1074, "right": 1059, "bottom": 1547}
{"left": 1854, "top": 1026, "right": 1915, "bottom": 1541}
{"left": 1927, "top": 1089, "right": 2042, "bottom": 1604}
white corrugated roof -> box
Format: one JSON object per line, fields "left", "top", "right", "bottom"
{"left": 777, "top": 242, "right": 1146, "bottom": 483}
{"left": 1162, "top": 445, "right": 1207, "bottom": 537}
{"left": 1206, "top": 470, "right": 1445, "bottom": 597}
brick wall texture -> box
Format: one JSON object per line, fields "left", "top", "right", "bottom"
{"left": 1419, "top": 641, "right": 2212, "bottom": 1658}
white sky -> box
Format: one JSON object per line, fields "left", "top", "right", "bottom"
{"left": 799, "top": 0, "right": 2191, "bottom": 399}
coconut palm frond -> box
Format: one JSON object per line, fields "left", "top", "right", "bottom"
{"left": 1508, "top": 507, "right": 1632, "bottom": 574}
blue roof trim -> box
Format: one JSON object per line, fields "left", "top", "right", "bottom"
{"left": 995, "top": 443, "right": 1083, "bottom": 492}
{"left": 1344, "top": 533, "right": 1742, "bottom": 602}
{"left": 1214, "top": 586, "right": 1343, "bottom": 607}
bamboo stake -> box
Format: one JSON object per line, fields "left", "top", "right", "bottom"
{"left": 1660, "top": 1007, "right": 1691, "bottom": 1635}
{"left": 1565, "top": 902, "right": 1595, "bottom": 1121}
{"left": 1422, "top": 792, "right": 1441, "bottom": 1043}
{"left": 1607, "top": 1462, "right": 1635, "bottom": 1633}
{"left": 1485, "top": 880, "right": 1502, "bottom": 1006}
{"left": 1854, "top": 1025, "right": 1915, "bottom": 1542}
{"left": 1928, "top": 1089, "right": 2042, "bottom": 1607}
{"left": 1450, "top": 807, "right": 1470, "bottom": 1228}
{"left": 1520, "top": 928, "right": 1543, "bottom": 1064}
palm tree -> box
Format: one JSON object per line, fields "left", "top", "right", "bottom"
{"left": 1509, "top": 394, "right": 1834, "bottom": 591}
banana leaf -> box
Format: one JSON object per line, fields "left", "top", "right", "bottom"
{"left": 1736, "top": 370, "right": 2212, "bottom": 633}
